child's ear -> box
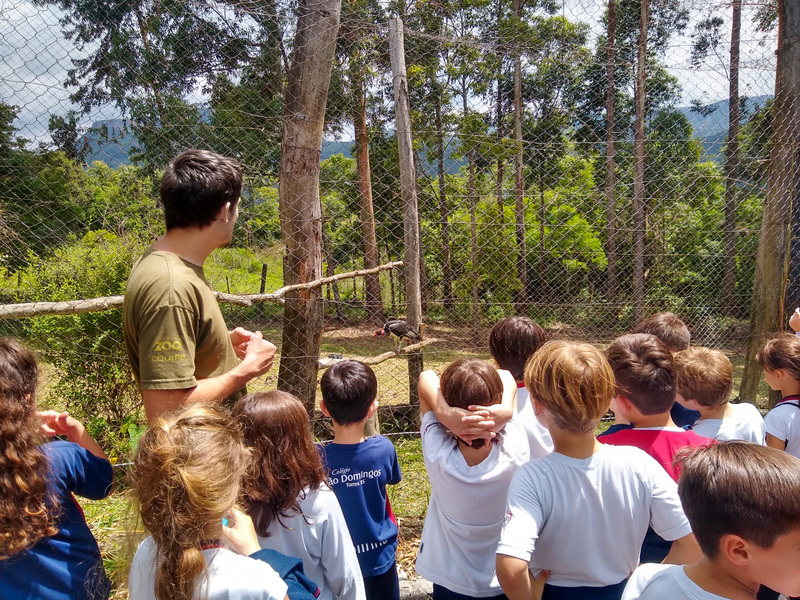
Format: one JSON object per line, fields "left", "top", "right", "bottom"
{"left": 720, "top": 534, "right": 752, "bottom": 566}
{"left": 615, "top": 395, "right": 634, "bottom": 415}
{"left": 366, "top": 400, "right": 379, "bottom": 418}
{"left": 217, "top": 202, "right": 232, "bottom": 222}
{"left": 320, "top": 399, "right": 330, "bottom": 418}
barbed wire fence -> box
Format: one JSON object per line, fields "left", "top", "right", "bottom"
{"left": 0, "top": 0, "right": 789, "bottom": 449}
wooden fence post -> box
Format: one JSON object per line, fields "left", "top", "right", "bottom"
{"left": 390, "top": 17, "right": 424, "bottom": 409}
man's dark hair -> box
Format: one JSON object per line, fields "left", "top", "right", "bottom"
{"left": 605, "top": 333, "right": 676, "bottom": 415}
{"left": 160, "top": 149, "right": 243, "bottom": 230}
{"left": 678, "top": 442, "right": 800, "bottom": 558}
{"left": 632, "top": 312, "right": 690, "bottom": 352}
{"left": 489, "top": 316, "right": 546, "bottom": 381}
{"left": 320, "top": 360, "right": 378, "bottom": 425}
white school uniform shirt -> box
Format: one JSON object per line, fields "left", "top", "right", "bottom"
{"left": 129, "top": 536, "right": 288, "bottom": 600}
{"left": 497, "top": 444, "right": 691, "bottom": 588}
{"left": 516, "top": 386, "right": 554, "bottom": 459}
{"left": 257, "top": 483, "right": 366, "bottom": 600}
{"left": 622, "top": 564, "right": 732, "bottom": 600}
{"left": 765, "top": 400, "right": 800, "bottom": 458}
{"left": 415, "top": 411, "right": 530, "bottom": 597}
{"left": 691, "top": 403, "right": 765, "bottom": 445}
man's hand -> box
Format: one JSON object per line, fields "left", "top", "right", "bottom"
{"left": 238, "top": 330, "right": 276, "bottom": 378}
{"left": 229, "top": 327, "right": 254, "bottom": 359}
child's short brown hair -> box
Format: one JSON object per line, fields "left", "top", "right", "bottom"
{"left": 632, "top": 312, "right": 690, "bottom": 352}
{"left": 320, "top": 360, "right": 378, "bottom": 425}
{"left": 488, "top": 316, "right": 547, "bottom": 381}
{"left": 674, "top": 347, "right": 733, "bottom": 408}
{"left": 757, "top": 333, "right": 800, "bottom": 380}
{"left": 524, "top": 341, "right": 614, "bottom": 434}
{"left": 440, "top": 359, "right": 503, "bottom": 448}
{"left": 678, "top": 442, "right": 800, "bottom": 558}
{"left": 605, "top": 334, "right": 676, "bottom": 415}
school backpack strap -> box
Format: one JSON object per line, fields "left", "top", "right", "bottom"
{"left": 250, "top": 548, "right": 321, "bottom": 599}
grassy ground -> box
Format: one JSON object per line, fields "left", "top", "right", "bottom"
{"left": 74, "top": 323, "right": 773, "bottom": 598}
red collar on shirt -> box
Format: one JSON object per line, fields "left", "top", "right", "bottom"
{"left": 199, "top": 540, "right": 224, "bottom": 551}
{"left": 778, "top": 395, "right": 800, "bottom": 405}
{"left": 517, "top": 382, "right": 526, "bottom": 388}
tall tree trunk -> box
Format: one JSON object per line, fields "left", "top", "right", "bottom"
{"left": 723, "top": 0, "right": 742, "bottom": 316}
{"left": 496, "top": 0, "right": 505, "bottom": 224}
{"left": 353, "top": 77, "right": 385, "bottom": 324}
{"left": 322, "top": 222, "right": 345, "bottom": 321}
{"left": 435, "top": 100, "right": 454, "bottom": 311}
{"left": 463, "top": 87, "right": 480, "bottom": 330}
{"left": 632, "top": 0, "right": 648, "bottom": 323}
{"left": 390, "top": 17, "right": 424, "bottom": 406}
{"left": 605, "top": 0, "right": 618, "bottom": 305}
{"left": 277, "top": 0, "right": 342, "bottom": 413}
{"left": 513, "top": 0, "right": 528, "bottom": 312}
{"left": 740, "top": 0, "right": 800, "bottom": 406}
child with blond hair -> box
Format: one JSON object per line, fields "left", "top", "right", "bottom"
{"left": 674, "top": 347, "right": 765, "bottom": 444}
{"left": 758, "top": 334, "right": 800, "bottom": 458}
{"left": 496, "top": 341, "right": 700, "bottom": 600}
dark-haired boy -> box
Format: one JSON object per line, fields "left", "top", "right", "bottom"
{"left": 601, "top": 334, "right": 712, "bottom": 562}
{"left": 622, "top": 442, "right": 800, "bottom": 600}
{"left": 318, "top": 360, "right": 402, "bottom": 600}
{"left": 633, "top": 312, "right": 700, "bottom": 428}
{"left": 123, "top": 149, "right": 276, "bottom": 421}
{"left": 488, "top": 316, "right": 553, "bottom": 458}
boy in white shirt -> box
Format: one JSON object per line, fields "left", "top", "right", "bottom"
{"left": 496, "top": 341, "right": 700, "bottom": 600}
{"left": 623, "top": 442, "right": 800, "bottom": 600}
{"left": 417, "top": 360, "right": 529, "bottom": 599}
{"left": 674, "top": 347, "right": 765, "bottom": 444}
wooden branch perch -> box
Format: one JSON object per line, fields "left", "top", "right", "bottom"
{"left": 318, "top": 338, "right": 439, "bottom": 370}
{"left": 0, "top": 260, "right": 403, "bottom": 320}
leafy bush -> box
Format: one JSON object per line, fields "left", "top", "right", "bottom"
{"left": 24, "top": 230, "right": 146, "bottom": 459}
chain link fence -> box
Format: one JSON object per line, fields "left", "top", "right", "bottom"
{"left": 0, "top": 0, "right": 784, "bottom": 449}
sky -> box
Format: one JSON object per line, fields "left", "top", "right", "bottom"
{"left": 0, "top": 0, "right": 778, "bottom": 146}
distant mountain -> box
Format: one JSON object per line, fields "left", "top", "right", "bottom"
{"left": 78, "top": 96, "right": 770, "bottom": 169}
{"left": 676, "top": 94, "right": 771, "bottom": 160}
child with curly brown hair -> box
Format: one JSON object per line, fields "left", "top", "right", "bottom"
{"left": 0, "top": 338, "right": 113, "bottom": 600}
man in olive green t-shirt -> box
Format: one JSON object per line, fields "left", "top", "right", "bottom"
{"left": 123, "top": 150, "right": 276, "bottom": 421}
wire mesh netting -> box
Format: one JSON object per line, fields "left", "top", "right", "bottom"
{"left": 0, "top": 0, "right": 786, "bottom": 447}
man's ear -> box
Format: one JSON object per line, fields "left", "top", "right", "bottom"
{"left": 366, "top": 400, "right": 379, "bottom": 418}
{"left": 720, "top": 534, "right": 752, "bottom": 567}
{"left": 320, "top": 398, "right": 331, "bottom": 418}
{"left": 217, "top": 202, "right": 232, "bottom": 222}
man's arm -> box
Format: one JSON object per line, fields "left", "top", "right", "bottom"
{"left": 142, "top": 331, "right": 276, "bottom": 421}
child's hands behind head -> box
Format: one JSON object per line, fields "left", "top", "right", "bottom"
{"left": 221, "top": 507, "right": 262, "bottom": 557}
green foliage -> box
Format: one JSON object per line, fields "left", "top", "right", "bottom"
{"left": 24, "top": 230, "right": 145, "bottom": 457}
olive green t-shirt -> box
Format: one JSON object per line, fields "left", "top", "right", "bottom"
{"left": 122, "top": 249, "right": 240, "bottom": 395}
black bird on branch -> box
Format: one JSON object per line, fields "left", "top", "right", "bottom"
{"left": 374, "top": 318, "right": 423, "bottom": 350}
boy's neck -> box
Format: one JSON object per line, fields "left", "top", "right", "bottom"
{"left": 331, "top": 421, "right": 368, "bottom": 445}
{"left": 631, "top": 411, "right": 675, "bottom": 429}
{"left": 696, "top": 402, "right": 729, "bottom": 422}
{"left": 780, "top": 380, "right": 800, "bottom": 398}
{"left": 684, "top": 556, "right": 760, "bottom": 600}
{"left": 457, "top": 439, "right": 494, "bottom": 466}
{"left": 551, "top": 429, "right": 603, "bottom": 459}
